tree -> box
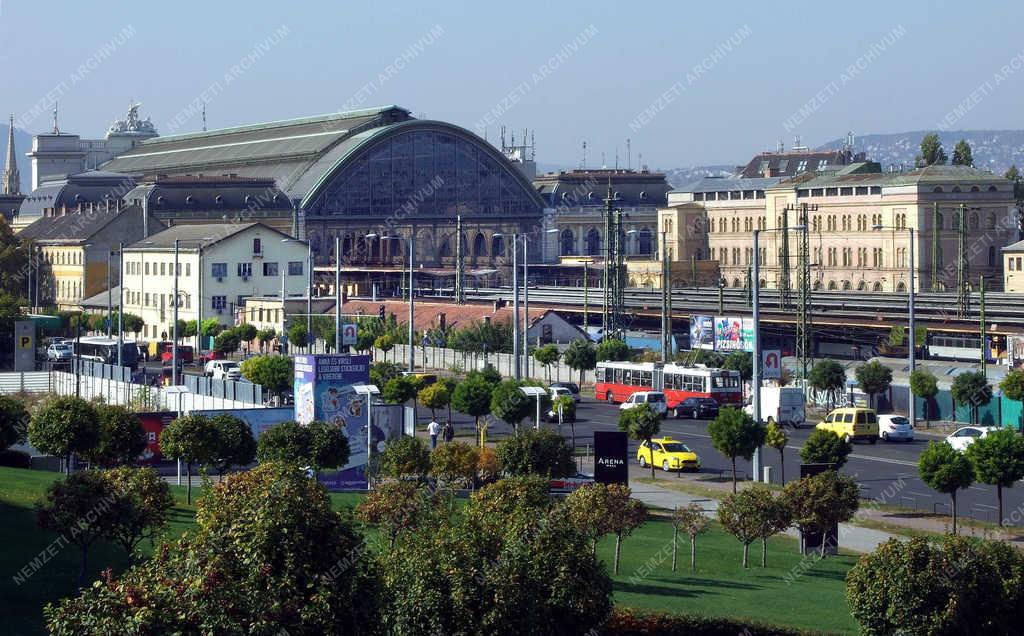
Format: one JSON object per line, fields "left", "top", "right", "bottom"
{"left": 965, "top": 428, "right": 1024, "bottom": 527}
{"left": 910, "top": 369, "right": 939, "bottom": 427}
{"left": 354, "top": 481, "right": 434, "bottom": 547}
{"left": 240, "top": 354, "right": 294, "bottom": 398}
{"left": 532, "top": 343, "right": 560, "bottom": 380}
{"left": 618, "top": 403, "right": 661, "bottom": 480}
{"left": 179, "top": 319, "right": 198, "bottom": 339}
{"left": 374, "top": 333, "right": 394, "bottom": 361}
{"left": 288, "top": 321, "right": 309, "bottom": 352}
{"left": 604, "top": 485, "right": 646, "bottom": 575}
{"left": 490, "top": 379, "right": 549, "bottom": 431}
{"left": 86, "top": 404, "right": 147, "bottom": 468}
{"left": 382, "top": 374, "right": 419, "bottom": 405}
{"left": 255, "top": 421, "right": 306, "bottom": 465}
{"left": 370, "top": 360, "right": 403, "bottom": 387}
{"left": 451, "top": 374, "right": 494, "bottom": 445}
{"left": 209, "top": 413, "right": 256, "bottom": 478}
{"left": 800, "top": 428, "right": 853, "bottom": 469}
{"left": 563, "top": 339, "right": 597, "bottom": 387}
{"left": 378, "top": 435, "right": 431, "bottom": 482}
{"left": 429, "top": 441, "right": 479, "bottom": 490}
{"left": 199, "top": 317, "right": 222, "bottom": 339}
{"left": 0, "top": 394, "right": 28, "bottom": 452}
{"left": 781, "top": 471, "right": 859, "bottom": 557}
{"left": 235, "top": 322, "right": 257, "bottom": 344}
{"left": 304, "top": 420, "right": 351, "bottom": 474}
{"left": 1005, "top": 165, "right": 1024, "bottom": 200}
{"left": 708, "top": 407, "right": 764, "bottom": 492}
{"left": 764, "top": 421, "right": 789, "bottom": 483}
{"left": 565, "top": 483, "right": 645, "bottom": 574}
{"left": 159, "top": 414, "right": 218, "bottom": 504}
{"left": 847, "top": 535, "right": 1024, "bottom": 635}
{"left": 916, "top": 132, "right": 947, "bottom": 167}
{"left": 28, "top": 395, "right": 100, "bottom": 474}
{"left": 35, "top": 470, "right": 117, "bottom": 583}
{"left": 717, "top": 486, "right": 764, "bottom": 568}
{"left": 999, "top": 369, "right": 1024, "bottom": 433}
{"left": 417, "top": 382, "right": 450, "bottom": 420}
{"left": 722, "top": 351, "right": 753, "bottom": 382}
{"left": 808, "top": 359, "right": 845, "bottom": 409}
{"left": 951, "top": 370, "right": 991, "bottom": 425}
{"left": 855, "top": 360, "right": 892, "bottom": 409}
{"left": 495, "top": 427, "right": 575, "bottom": 478}
{"left": 256, "top": 327, "right": 276, "bottom": 352}
{"left": 951, "top": 138, "right": 973, "bottom": 166}
{"left": 672, "top": 503, "right": 710, "bottom": 572}
{"left": 103, "top": 466, "right": 175, "bottom": 557}
{"left": 119, "top": 313, "right": 144, "bottom": 338}
{"left": 213, "top": 328, "right": 240, "bottom": 355}
{"left": 596, "top": 338, "right": 629, "bottom": 362}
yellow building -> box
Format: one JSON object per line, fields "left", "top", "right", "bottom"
{"left": 1003, "top": 240, "right": 1024, "bottom": 292}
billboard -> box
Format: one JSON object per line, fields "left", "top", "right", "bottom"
{"left": 714, "top": 316, "right": 754, "bottom": 352}
{"left": 689, "top": 315, "right": 714, "bottom": 350}
{"left": 193, "top": 407, "right": 295, "bottom": 439}
{"left": 594, "top": 431, "right": 629, "bottom": 485}
{"left": 1010, "top": 336, "right": 1024, "bottom": 370}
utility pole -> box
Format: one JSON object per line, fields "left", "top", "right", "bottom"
{"left": 796, "top": 203, "right": 817, "bottom": 385}
{"left": 172, "top": 239, "right": 179, "bottom": 386}
{"left": 117, "top": 242, "right": 123, "bottom": 367}
{"left": 956, "top": 203, "right": 969, "bottom": 318}
{"left": 582, "top": 260, "right": 590, "bottom": 330}
{"left": 745, "top": 265, "right": 752, "bottom": 308}
{"left": 512, "top": 233, "right": 520, "bottom": 380}
{"left": 980, "top": 275, "right": 986, "bottom": 379}
{"left": 660, "top": 231, "right": 669, "bottom": 361}
{"left": 602, "top": 180, "right": 624, "bottom": 338}
{"left": 335, "top": 236, "right": 341, "bottom": 352}
{"left": 454, "top": 215, "right": 465, "bottom": 304}
{"left": 718, "top": 277, "right": 724, "bottom": 313}
{"left": 931, "top": 202, "right": 941, "bottom": 292}
{"left": 408, "top": 234, "right": 415, "bottom": 372}
{"left": 106, "top": 249, "right": 113, "bottom": 338}
{"left": 779, "top": 204, "right": 791, "bottom": 309}
{"left": 523, "top": 235, "right": 529, "bottom": 377}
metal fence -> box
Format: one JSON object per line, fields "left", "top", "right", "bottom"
{"left": 378, "top": 344, "right": 595, "bottom": 385}
{"left": 184, "top": 374, "right": 263, "bottom": 404}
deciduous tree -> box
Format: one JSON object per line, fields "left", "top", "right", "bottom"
{"left": 708, "top": 407, "right": 764, "bottom": 492}
{"left": 951, "top": 370, "right": 991, "bottom": 425}
{"left": 917, "top": 132, "right": 947, "bottom": 166}
{"left": 764, "top": 421, "right": 789, "bottom": 483}
{"left": 87, "top": 404, "right": 147, "bottom": 468}
{"left": 951, "top": 138, "right": 973, "bottom": 166}
{"left": 417, "top": 381, "right": 450, "bottom": 420}
{"left": 717, "top": 485, "right": 767, "bottom": 568}
{"left": 782, "top": 471, "right": 859, "bottom": 557}
{"left": 596, "top": 338, "right": 630, "bottom": 362}
{"left": 239, "top": 354, "right": 294, "bottom": 398}
{"left": 618, "top": 403, "right": 661, "bottom": 480}
{"left": 377, "top": 434, "right": 431, "bottom": 482}
{"left": 103, "top": 466, "right": 174, "bottom": 557}
{"left": 999, "top": 369, "right": 1024, "bottom": 433}
{"left": 808, "top": 359, "right": 845, "bottom": 409}
{"left": 28, "top": 395, "right": 100, "bottom": 474}
{"left": 0, "top": 394, "right": 28, "bottom": 452}
{"left": 855, "top": 360, "right": 892, "bottom": 409}
{"left": 451, "top": 374, "right": 494, "bottom": 445}
{"left": 355, "top": 481, "right": 434, "bottom": 547}
{"left": 429, "top": 441, "right": 479, "bottom": 490}
{"left": 532, "top": 343, "right": 560, "bottom": 381}
{"left": 495, "top": 427, "right": 575, "bottom": 478}
{"left": 800, "top": 428, "right": 852, "bottom": 469}
{"left": 910, "top": 369, "right": 939, "bottom": 427}
{"left": 563, "top": 339, "right": 597, "bottom": 387}
{"left": 382, "top": 374, "right": 419, "bottom": 405}
{"left": 35, "top": 470, "right": 117, "bottom": 583}
{"left": 671, "top": 503, "right": 709, "bottom": 572}
{"left": 209, "top": 413, "right": 256, "bottom": 478}
{"left": 964, "top": 428, "right": 1024, "bottom": 527}
{"left": 159, "top": 414, "right": 218, "bottom": 504}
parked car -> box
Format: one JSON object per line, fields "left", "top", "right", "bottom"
{"left": 546, "top": 388, "right": 577, "bottom": 423}
{"left": 675, "top": 397, "right": 719, "bottom": 420}
{"left": 619, "top": 391, "right": 668, "bottom": 418}
{"left": 878, "top": 414, "right": 915, "bottom": 442}
{"left": 550, "top": 381, "right": 581, "bottom": 402}
{"left": 815, "top": 407, "right": 879, "bottom": 444}
{"left": 945, "top": 426, "right": 1000, "bottom": 452}
{"left": 157, "top": 343, "right": 194, "bottom": 364}
{"left": 46, "top": 342, "right": 74, "bottom": 362}
{"left": 637, "top": 436, "right": 701, "bottom": 472}
{"left": 205, "top": 359, "right": 241, "bottom": 380}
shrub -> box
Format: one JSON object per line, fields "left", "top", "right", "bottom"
{"left": 495, "top": 427, "right": 575, "bottom": 478}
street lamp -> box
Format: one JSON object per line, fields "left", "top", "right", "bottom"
{"left": 353, "top": 383, "right": 381, "bottom": 487}
{"left": 873, "top": 223, "right": 916, "bottom": 427}
{"left": 172, "top": 237, "right": 211, "bottom": 386}
{"left": 519, "top": 385, "right": 548, "bottom": 429}
{"left": 752, "top": 224, "right": 806, "bottom": 482}
{"left": 494, "top": 231, "right": 520, "bottom": 379}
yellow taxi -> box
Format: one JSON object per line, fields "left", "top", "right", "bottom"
{"left": 637, "top": 436, "right": 701, "bottom": 472}
{"left": 815, "top": 407, "right": 879, "bottom": 444}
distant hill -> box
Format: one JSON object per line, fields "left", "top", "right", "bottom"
{"left": 0, "top": 123, "right": 32, "bottom": 194}
{"left": 817, "top": 130, "right": 1024, "bottom": 175}
{"left": 663, "top": 165, "right": 736, "bottom": 189}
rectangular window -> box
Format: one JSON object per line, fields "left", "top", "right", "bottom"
{"left": 212, "top": 296, "right": 227, "bottom": 310}
{"left": 288, "top": 261, "right": 304, "bottom": 276}
{"left": 144, "top": 292, "right": 150, "bottom": 306}
{"left": 145, "top": 262, "right": 150, "bottom": 276}
{"left": 253, "top": 238, "right": 262, "bottom": 254}
{"left": 185, "top": 263, "right": 191, "bottom": 277}
{"left": 211, "top": 262, "right": 227, "bottom": 278}
{"left": 160, "top": 263, "right": 166, "bottom": 276}
{"left": 263, "top": 262, "right": 279, "bottom": 277}
{"left": 237, "top": 263, "right": 252, "bottom": 278}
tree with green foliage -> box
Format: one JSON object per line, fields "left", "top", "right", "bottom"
{"left": 532, "top": 343, "right": 560, "bottom": 380}
{"left": 718, "top": 484, "right": 788, "bottom": 568}
{"left": 490, "top": 379, "right": 550, "bottom": 430}
{"left": 723, "top": 351, "right": 753, "bottom": 382}
{"left": 287, "top": 321, "right": 309, "bottom": 352}
{"left": 563, "top": 339, "right": 597, "bottom": 387}
{"left": 672, "top": 503, "right": 710, "bottom": 572}
{"left": 199, "top": 317, "right": 222, "bottom": 339}
{"left": 119, "top": 313, "right": 144, "bottom": 338}
{"left": 847, "top": 535, "right": 1024, "bottom": 635}
{"left": 619, "top": 403, "right": 661, "bottom": 480}
{"left": 377, "top": 435, "right": 431, "bottom": 482}
{"left": 239, "top": 354, "right": 294, "bottom": 398}
{"left": 28, "top": 395, "right": 100, "bottom": 474}
{"left": 918, "top": 440, "right": 974, "bottom": 534}
{"left": 254, "top": 420, "right": 349, "bottom": 476}
{"left": 374, "top": 333, "right": 394, "bottom": 361}
{"left": 0, "top": 394, "right": 28, "bottom": 452}
{"left": 429, "top": 441, "right": 480, "bottom": 490}
{"left": 1005, "top": 165, "right": 1024, "bottom": 200}
{"left": 382, "top": 374, "right": 420, "bottom": 405}
{"left": 447, "top": 318, "right": 514, "bottom": 354}
{"left": 256, "top": 327, "right": 276, "bottom": 352}
{"left": 764, "top": 421, "right": 789, "bottom": 483}
{"left": 910, "top": 369, "right": 939, "bottom": 427}
{"left": 683, "top": 348, "right": 725, "bottom": 367}
{"left": 965, "top": 428, "right": 1024, "bottom": 527}
{"left": 304, "top": 420, "right": 351, "bottom": 475}
{"left": 476, "top": 363, "right": 502, "bottom": 385}
{"left": 103, "top": 466, "right": 175, "bottom": 557}
{"left": 213, "top": 328, "right": 241, "bottom": 355}
{"left": 369, "top": 360, "right": 403, "bottom": 387}
{"left": 209, "top": 413, "right": 256, "bottom": 479}
{"left": 808, "top": 359, "right": 846, "bottom": 409}
{"left": 916, "top": 132, "right": 947, "bottom": 167}
{"left": 354, "top": 481, "right": 435, "bottom": 547}
{"left": 951, "top": 370, "right": 991, "bottom": 425}
{"left": 563, "top": 483, "right": 645, "bottom": 574}
{"left": 495, "top": 427, "right": 575, "bottom": 478}
{"left": 451, "top": 374, "right": 494, "bottom": 444}
{"left": 999, "top": 369, "right": 1024, "bottom": 433}
{"left": 855, "top": 360, "right": 892, "bottom": 409}
{"left": 782, "top": 470, "right": 859, "bottom": 557}
{"left": 951, "top": 138, "right": 973, "bottom": 166}
{"left": 178, "top": 319, "right": 197, "bottom": 339}
{"left": 87, "top": 404, "right": 147, "bottom": 468}
{"left": 417, "top": 382, "right": 450, "bottom": 421}
{"left": 596, "top": 338, "right": 630, "bottom": 362}
{"left": 159, "top": 414, "right": 218, "bottom": 504}
{"left": 800, "top": 427, "right": 853, "bottom": 469}
{"left": 235, "top": 322, "right": 257, "bottom": 345}
{"left": 708, "top": 407, "right": 764, "bottom": 492}
{"left": 35, "top": 470, "right": 117, "bottom": 583}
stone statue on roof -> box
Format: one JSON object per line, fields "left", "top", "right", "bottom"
{"left": 107, "top": 101, "right": 158, "bottom": 137}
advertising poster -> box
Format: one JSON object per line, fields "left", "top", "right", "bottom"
{"left": 689, "top": 315, "right": 714, "bottom": 350}
{"left": 1009, "top": 336, "right": 1024, "bottom": 370}
{"left": 136, "top": 411, "right": 176, "bottom": 464}
{"left": 741, "top": 318, "right": 754, "bottom": 352}
{"left": 594, "top": 431, "right": 628, "bottom": 485}
{"left": 714, "top": 316, "right": 745, "bottom": 351}
{"left": 193, "top": 407, "right": 295, "bottom": 439}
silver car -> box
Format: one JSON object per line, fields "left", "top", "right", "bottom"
{"left": 878, "top": 414, "right": 914, "bottom": 442}
{"left": 46, "top": 343, "right": 73, "bottom": 362}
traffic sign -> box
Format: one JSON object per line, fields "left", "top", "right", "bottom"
{"left": 341, "top": 323, "right": 358, "bottom": 346}
{"left": 762, "top": 349, "right": 781, "bottom": 379}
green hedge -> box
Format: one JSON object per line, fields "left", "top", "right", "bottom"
{"left": 603, "top": 608, "right": 813, "bottom": 636}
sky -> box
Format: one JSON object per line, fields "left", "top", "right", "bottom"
{"left": 3, "top": 0, "right": 1024, "bottom": 169}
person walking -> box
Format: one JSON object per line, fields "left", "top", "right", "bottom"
{"left": 442, "top": 420, "right": 454, "bottom": 444}
{"left": 427, "top": 419, "right": 440, "bottom": 449}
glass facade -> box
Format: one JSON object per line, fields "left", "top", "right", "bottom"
{"left": 308, "top": 129, "right": 538, "bottom": 218}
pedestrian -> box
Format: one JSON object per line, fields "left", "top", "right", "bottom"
{"left": 427, "top": 419, "right": 440, "bottom": 449}
{"left": 443, "top": 420, "right": 454, "bottom": 443}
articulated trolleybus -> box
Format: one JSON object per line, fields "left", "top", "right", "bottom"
{"left": 595, "top": 361, "right": 742, "bottom": 410}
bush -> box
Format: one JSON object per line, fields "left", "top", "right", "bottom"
{"left": 378, "top": 435, "right": 431, "bottom": 482}
{"left": 495, "top": 428, "right": 575, "bottom": 478}
{"left": 604, "top": 607, "right": 805, "bottom": 635}
{"left": 799, "top": 428, "right": 852, "bottom": 469}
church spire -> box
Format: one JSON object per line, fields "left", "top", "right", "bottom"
{"left": 2, "top": 115, "right": 19, "bottom": 196}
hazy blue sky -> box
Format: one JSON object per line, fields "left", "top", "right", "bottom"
{"left": 3, "top": 0, "right": 1023, "bottom": 168}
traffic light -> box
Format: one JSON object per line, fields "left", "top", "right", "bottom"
{"left": 378, "top": 304, "right": 386, "bottom": 321}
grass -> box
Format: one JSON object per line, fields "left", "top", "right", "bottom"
{"left": 0, "top": 467, "right": 857, "bottom": 635}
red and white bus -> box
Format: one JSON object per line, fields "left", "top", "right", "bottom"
{"left": 595, "top": 361, "right": 742, "bottom": 408}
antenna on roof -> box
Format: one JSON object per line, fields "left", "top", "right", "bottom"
{"left": 530, "top": 130, "right": 535, "bottom": 160}
{"left": 202, "top": 103, "right": 207, "bottom": 132}
{"left": 627, "top": 138, "right": 631, "bottom": 170}
{"left": 777, "top": 137, "right": 784, "bottom": 153}
{"left": 615, "top": 147, "right": 619, "bottom": 170}
{"left": 582, "top": 141, "right": 587, "bottom": 169}
{"left": 52, "top": 101, "right": 60, "bottom": 135}
{"left": 601, "top": 151, "right": 605, "bottom": 169}
{"left": 500, "top": 126, "right": 505, "bottom": 150}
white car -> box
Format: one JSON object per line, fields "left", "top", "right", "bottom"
{"left": 46, "top": 343, "right": 74, "bottom": 362}
{"left": 945, "top": 426, "right": 999, "bottom": 452}
{"left": 205, "top": 359, "right": 241, "bottom": 380}
{"left": 619, "top": 391, "right": 668, "bottom": 418}
{"left": 878, "top": 414, "right": 914, "bottom": 442}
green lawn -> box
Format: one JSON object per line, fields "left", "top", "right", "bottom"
{"left": 1, "top": 467, "right": 857, "bottom": 635}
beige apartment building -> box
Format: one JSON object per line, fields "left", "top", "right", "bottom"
{"left": 670, "top": 164, "right": 1017, "bottom": 292}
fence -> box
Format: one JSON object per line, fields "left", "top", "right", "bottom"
{"left": 377, "top": 343, "right": 595, "bottom": 385}
{"left": 66, "top": 359, "right": 263, "bottom": 405}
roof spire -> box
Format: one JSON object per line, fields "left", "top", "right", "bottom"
{"left": 2, "top": 114, "right": 20, "bottom": 196}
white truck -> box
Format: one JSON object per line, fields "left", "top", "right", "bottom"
{"left": 744, "top": 386, "right": 806, "bottom": 428}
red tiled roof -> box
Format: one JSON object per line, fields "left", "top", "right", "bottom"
{"left": 334, "top": 299, "right": 551, "bottom": 331}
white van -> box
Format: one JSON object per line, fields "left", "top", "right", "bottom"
{"left": 620, "top": 391, "right": 668, "bottom": 418}
{"left": 744, "top": 386, "right": 805, "bottom": 427}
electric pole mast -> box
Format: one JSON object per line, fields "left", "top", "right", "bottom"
{"left": 956, "top": 203, "right": 969, "bottom": 318}
{"left": 602, "top": 180, "right": 624, "bottom": 338}
{"left": 796, "top": 203, "right": 817, "bottom": 385}
{"left": 454, "top": 215, "right": 465, "bottom": 304}
{"left": 779, "top": 204, "right": 791, "bottom": 309}
{"left": 931, "top": 202, "right": 941, "bottom": 292}
{"left": 980, "top": 275, "right": 986, "bottom": 378}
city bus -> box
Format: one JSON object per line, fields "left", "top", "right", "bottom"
{"left": 74, "top": 337, "right": 140, "bottom": 370}
{"left": 595, "top": 361, "right": 742, "bottom": 409}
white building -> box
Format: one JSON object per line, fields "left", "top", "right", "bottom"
{"left": 122, "top": 223, "right": 309, "bottom": 342}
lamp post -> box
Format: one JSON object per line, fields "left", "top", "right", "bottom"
{"left": 170, "top": 238, "right": 211, "bottom": 386}
{"left": 106, "top": 249, "right": 113, "bottom": 338}
{"left": 512, "top": 232, "right": 520, "bottom": 380}
{"left": 873, "top": 224, "right": 915, "bottom": 426}
{"left": 117, "top": 242, "right": 123, "bottom": 367}
{"left": 353, "top": 383, "right": 380, "bottom": 489}
{"left": 335, "top": 236, "right": 341, "bottom": 352}
{"left": 752, "top": 223, "right": 805, "bottom": 482}
{"left": 519, "top": 385, "right": 548, "bottom": 429}
{"left": 366, "top": 232, "right": 415, "bottom": 371}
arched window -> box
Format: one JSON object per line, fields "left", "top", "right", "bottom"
{"left": 842, "top": 280, "right": 851, "bottom": 291}
{"left": 872, "top": 282, "right": 882, "bottom": 292}
{"left": 438, "top": 237, "right": 451, "bottom": 258}
{"left": 559, "top": 229, "right": 575, "bottom": 256}
{"left": 896, "top": 281, "right": 907, "bottom": 292}
{"left": 935, "top": 213, "right": 943, "bottom": 230}
{"left": 473, "top": 232, "right": 486, "bottom": 257}
{"left": 987, "top": 213, "right": 996, "bottom": 230}
{"left": 857, "top": 280, "right": 866, "bottom": 291}
{"left": 585, "top": 228, "right": 601, "bottom": 256}
{"left": 827, "top": 280, "right": 837, "bottom": 291}
{"left": 732, "top": 278, "right": 742, "bottom": 288}
{"left": 952, "top": 186, "right": 962, "bottom": 193}
{"left": 935, "top": 245, "right": 943, "bottom": 268}
{"left": 970, "top": 213, "right": 979, "bottom": 230}
{"left": 813, "top": 280, "right": 821, "bottom": 290}
{"left": 970, "top": 186, "right": 980, "bottom": 192}
{"left": 491, "top": 234, "right": 505, "bottom": 257}
{"left": 933, "top": 186, "right": 943, "bottom": 193}
{"left": 637, "top": 228, "right": 653, "bottom": 255}
{"left": 989, "top": 245, "right": 997, "bottom": 267}
{"left": 988, "top": 185, "right": 999, "bottom": 192}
